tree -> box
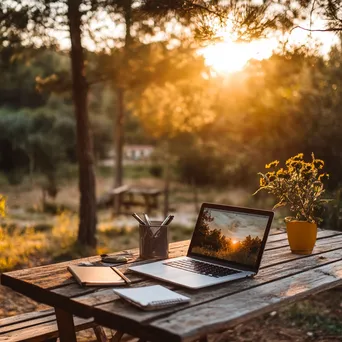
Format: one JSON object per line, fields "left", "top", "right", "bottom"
{"left": 67, "top": 0, "right": 97, "bottom": 247}
{"left": 0, "top": 0, "right": 103, "bottom": 247}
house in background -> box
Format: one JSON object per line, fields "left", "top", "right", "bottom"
{"left": 124, "top": 145, "right": 154, "bottom": 160}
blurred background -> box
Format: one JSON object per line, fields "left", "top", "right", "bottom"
{"left": 1, "top": 1, "right": 342, "bottom": 339}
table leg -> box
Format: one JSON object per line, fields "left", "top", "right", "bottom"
{"left": 54, "top": 307, "right": 77, "bottom": 342}
{"left": 94, "top": 325, "right": 108, "bottom": 341}
{"left": 143, "top": 194, "right": 151, "bottom": 214}
{"left": 111, "top": 331, "right": 124, "bottom": 342}
{"left": 198, "top": 337, "right": 208, "bottom": 342}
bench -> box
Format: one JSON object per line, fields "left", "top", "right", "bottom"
{"left": 123, "top": 188, "right": 162, "bottom": 214}
{"left": 97, "top": 185, "right": 162, "bottom": 214}
{"left": 0, "top": 308, "right": 98, "bottom": 342}
{"left": 97, "top": 185, "right": 130, "bottom": 212}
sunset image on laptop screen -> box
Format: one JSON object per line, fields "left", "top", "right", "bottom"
{"left": 190, "top": 208, "right": 269, "bottom": 267}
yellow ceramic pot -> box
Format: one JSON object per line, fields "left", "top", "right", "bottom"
{"left": 286, "top": 220, "right": 317, "bottom": 255}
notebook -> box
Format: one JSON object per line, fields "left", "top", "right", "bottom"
{"left": 113, "top": 285, "right": 190, "bottom": 310}
{"left": 68, "top": 265, "right": 129, "bottom": 286}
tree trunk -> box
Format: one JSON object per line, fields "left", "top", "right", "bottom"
{"left": 113, "top": 87, "right": 125, "bottom": 215}
{"left": 67, "top": 0, "right": 97, "bottom": 247}
{"left": 114, "top": 88, "right": 125, "bottom": 188}
{"left": 113, "top": 0, "right": 132, "bottom": 190}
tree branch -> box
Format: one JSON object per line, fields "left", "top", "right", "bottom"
{"left": 293, "top": 25, "right": 342, "bottom": 33}
{"left": 184, "top": 1, "right": 225, "bottom": 19}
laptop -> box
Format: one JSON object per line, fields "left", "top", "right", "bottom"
{"left": 129, "top": 203, "right": 274, "bottom": 289}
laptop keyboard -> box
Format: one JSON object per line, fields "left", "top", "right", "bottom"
{"left": 164, "top": 259, "right": 240, "bottom": 278}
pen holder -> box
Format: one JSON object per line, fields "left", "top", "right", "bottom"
{"left": 139, "top": 221, "right": 168, "bottom": 260}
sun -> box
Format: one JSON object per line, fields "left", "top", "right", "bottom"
{"left": 199, "top": 36, "right": 278, "bottom": 74}
{"left": 232, "top": 239, "right": 238, "bottom": 245}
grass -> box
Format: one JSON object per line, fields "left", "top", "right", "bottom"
{"left": 0, "top": 211, "right": 78, "bottom": 272}
{"left": 0, "top": 210, "right": 193, "bottom": 272}
{"left": 284, "top": 295, "right": 342, "bottom": 336}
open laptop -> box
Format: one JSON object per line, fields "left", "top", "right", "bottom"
{"left": 129, "top": 203, "right": 274, "bottom": 289}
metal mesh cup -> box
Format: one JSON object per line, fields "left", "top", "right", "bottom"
{"left": 139, "top": 220, "right": 168, "bottom": 259}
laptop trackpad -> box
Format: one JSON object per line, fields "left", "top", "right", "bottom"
{"left": 138, "top": 262, "right": 222, "bottom": 288}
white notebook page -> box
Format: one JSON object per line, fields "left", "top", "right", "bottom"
{"left": 113, "top": 285, "right": 190, "bottom": 307}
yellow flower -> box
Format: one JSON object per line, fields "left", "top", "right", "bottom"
{"left": 318, "top": 173, "right": 329, "bottom": 181}
{"left": 313, "top": 159, "right": 324, "bottom": 169}
{"left": 292, "top": 153, "right": 304, "bottom": 161}
{"left": 259, "top": 178, "right": 266, "bottom": 187}
{"left": 265, "top": 160, "right": 279, "bottom": 169}
{"left": 276, "top": 168, "right": 289, "bottom": 179}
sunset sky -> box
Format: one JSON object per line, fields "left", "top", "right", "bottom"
{"left": 50, "top": 10, "right": 339, "bottom": 75}
{"left": 208, "top": 209, "right": 269, "bottom": 241}
{"left": 198, "top": 19, "right": 338, "bottom": 74}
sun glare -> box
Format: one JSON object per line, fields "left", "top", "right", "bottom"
{"left": 232, "top": 239, "right": 238, "bottom": 245}
{"left": 199, "top": 35, "right": 278, "bottom": 74}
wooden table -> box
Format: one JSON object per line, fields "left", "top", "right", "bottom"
{"left": 124, "top": 187, "right": 162, "bottom": 214}
{"left": 2, "top": 229, "right": 342, "bottom": 342}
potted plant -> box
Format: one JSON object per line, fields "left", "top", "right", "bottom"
{"left": 254, "top": 153, "right": 329, "bottom": 255}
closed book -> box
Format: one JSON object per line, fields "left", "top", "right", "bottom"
{"left": 68, "top": 265, "right": 127, "bottom": 286}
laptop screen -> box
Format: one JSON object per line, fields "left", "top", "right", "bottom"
{"left": 188, "top": 205, "right": 272, "bottom": 271}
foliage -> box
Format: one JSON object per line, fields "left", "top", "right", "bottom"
{"left": 254, "top": 153, "right": 329, "bottom": 223}
{"left": 141, "top": 0, "right": 295, "bottom": 42}
{"left": 171, "top": 133, "right": 229, "bottom": 186}
{"left": 0, "top": 195, "right": 5, "bottom": 218}
{"left": 0, "top": 107, "right": 76, "bottom": 192}
{"left": 134, "top": 79, "right": 216, "bottom": 139}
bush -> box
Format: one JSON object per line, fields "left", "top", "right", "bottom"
{"left": 149, "top": 164, "right": 163, "bottom": 178}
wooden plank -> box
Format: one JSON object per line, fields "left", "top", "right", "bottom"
{"left": 110, "top": 185, "right": 130, "bottom": 195}
{"left": 3, "top": 239, "right": 189, "bottom": 286}
{"left": 0, "top": 309, "right": 54, "bottom": 329}
{"left": 54, "top": 308, "right": 76, "bottom": 342}
{"left": 78, "top": 249, "right": 342, "bottom": 339}
{"left": 1, "top": 232, "right": 341, "bottom": 322}
{"left": 79, "top": 233, "right": 342, "bottom": 294}
{"left": 3, "top": 229, "right": 337, "bottom": 293}
{"left": 266, "top": 229, "right": 341, "bottom": 244}
{"left": 148, "top": 261, "right": 342, "bottom": 342}
{"left": 266, "top": 229, "right": 342, "bottom": 249}
{"left": 15, "top": 232, "right": 342, "bottom": 317}
{"left": 2, "top": 243, "right": 188, "bottom": 290}
{"left": 0, "top": 314, "right": 56, "bottom": 334}
{"left": 3, "top": 233, "right": 342, "bottom": 314}
{"left": 6, "top": 230, "right": 340, "bottom": 290}
{"left": 0, "top": 231, "right": 341, "bottom": 342}
{"left": 262, "top": 234, "right": 342, "bottom": 268}
{"left": 86, "top": 247, "right": 342, "bottom": 311}
{"left": 7, "top": 229, "right": 337, "bottom": 288}
{"left": 0, "top": 315, "right": 93, "bottom": 342}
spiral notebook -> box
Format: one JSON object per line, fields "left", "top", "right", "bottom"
{"left": 113, "top": 285, "right": 190, "bottom": 310}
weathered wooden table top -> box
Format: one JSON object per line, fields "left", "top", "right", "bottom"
{"left": 2, "top": 229, "right": 342, "bottom": 342}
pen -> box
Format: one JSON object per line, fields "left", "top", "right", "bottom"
{"left": 132, "top": 213, "right": 146, "bottom": 226}
{"left": 111, "top": 267, "right": 132, "bottom": 285}
{"left": 161, "top": 214, "right": 174, "bottom": 226}
{"left": 143, "top": 213, "right": 151, "bottom": 225}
